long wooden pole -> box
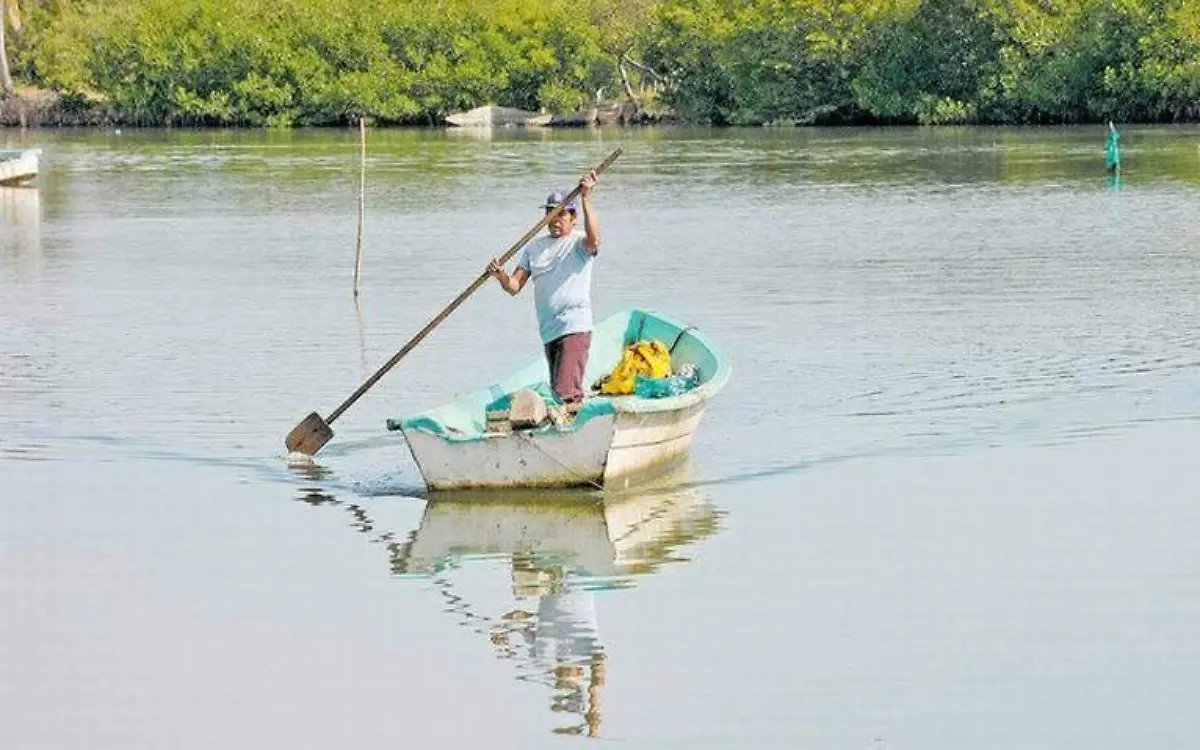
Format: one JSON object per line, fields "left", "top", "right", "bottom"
{"left": 285, "top": 146, "right": 625, "bottom": 456}
{"left": 350, "top": 117, "right": 364, "bottom": 295}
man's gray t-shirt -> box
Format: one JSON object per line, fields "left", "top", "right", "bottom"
{"left": 518, "top": 231, "right": 594, "bottom": 344}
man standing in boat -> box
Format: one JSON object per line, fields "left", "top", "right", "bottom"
{"left": 488, "top": 170, "right": 601, "bottom": 411}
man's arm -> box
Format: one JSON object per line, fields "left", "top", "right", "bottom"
{"left": 488, "top": 259, "right": 529, "bottom": 296}
{"left": 580, "top": 170, "right": 601, "bottom": 254}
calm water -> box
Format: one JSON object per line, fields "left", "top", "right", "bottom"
{"left": 3, "top": 125, "right": 1199, "bottom": 748}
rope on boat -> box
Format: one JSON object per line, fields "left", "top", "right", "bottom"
{"left": 514, "top": 431, "right": 607, "bottom": 492}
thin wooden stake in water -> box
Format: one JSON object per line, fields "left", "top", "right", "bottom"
{"left": 353, "top": 117, "right": 367, "bottom": 297}
{"left": 354, "top": 294, "right": 369, "bottom": 379}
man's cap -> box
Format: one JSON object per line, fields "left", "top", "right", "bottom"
{"left": 541, "top": 190, "right": 577, "bottom": 213}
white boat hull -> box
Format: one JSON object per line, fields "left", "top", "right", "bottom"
{"left": 604, "top": 399, "right": 707, "bottom": 488}
{"left": 445, "top": 105, "right": 541, "bottom": 128}
{"left": 0, "top": 149, "right": 41, "bottom": 186}
{"left": 404, "top": 400, "right": 708, "bottom": 491}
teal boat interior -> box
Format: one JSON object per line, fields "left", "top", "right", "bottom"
{"left": 388, "top": 308, "right": 729, "bottom": 443}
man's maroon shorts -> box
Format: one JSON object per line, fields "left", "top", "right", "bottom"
{"left": 544, "top": 331, "right": 592, "bottom": 404}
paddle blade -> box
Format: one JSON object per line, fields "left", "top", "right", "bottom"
{"left": 286, "top": 412, "right": 334, "bottom": 456}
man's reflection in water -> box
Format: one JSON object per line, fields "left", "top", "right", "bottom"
{"left": 490, "top": 555, "right": 606, "bottom": 737}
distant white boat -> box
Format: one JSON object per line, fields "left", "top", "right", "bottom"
{"left": 525, "top": 108, "right": 597, "bottom": 128}
{"left": 445, "top": 105, "right": 600, "bottom": 128}
{"left": 0, "top": 148, "right": 41, "bottom": 186}
{"left": 445, "top": 105, "right": 542, "bottom": 128}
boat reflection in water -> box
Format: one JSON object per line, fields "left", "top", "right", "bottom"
{"left": 297, "top": 467, "right": 721, "bottom": 737}
{"left": 399, "top": 473, "right": 721, "bottom": 736}
{"left": 0, "top": 187, "right": 40, "bottom": 250}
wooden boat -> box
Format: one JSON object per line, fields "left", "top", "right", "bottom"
{"left": 0, "top": 148, "right": 42, "bottom": 186}
{"left": 388, "top": 308, "right": 729, "bottom": 491}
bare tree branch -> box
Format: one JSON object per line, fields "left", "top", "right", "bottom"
{"left": 621, "top": 54, "right": 663, "bottom": 82}
{"left": 618, "top": 60, "right": 638, "bottom": 104}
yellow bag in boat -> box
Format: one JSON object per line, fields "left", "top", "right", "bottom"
{"left": 599, "top": 340, "right": 672, "bottom": 395}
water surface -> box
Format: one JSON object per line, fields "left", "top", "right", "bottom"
{"left": 3, "top": 125, "right": 1199, "bottom": 748}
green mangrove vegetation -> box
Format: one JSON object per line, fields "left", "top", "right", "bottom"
{"left": 1, "top": 0, "right": 1198, "bottom": 126}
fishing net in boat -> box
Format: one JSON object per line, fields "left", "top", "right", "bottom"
{"left": 634, "top": 362, "right": 701, "bottom": 399}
